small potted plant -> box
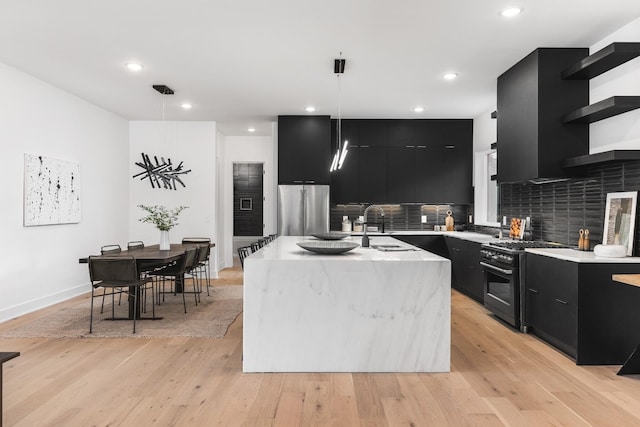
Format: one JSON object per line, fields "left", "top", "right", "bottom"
{"left": 138, "top": 205, "right": 188, "bottom": 250}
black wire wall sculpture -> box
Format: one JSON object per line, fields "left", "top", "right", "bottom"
{"left": 133, "top": 152, "right": 192, "bottom": 190}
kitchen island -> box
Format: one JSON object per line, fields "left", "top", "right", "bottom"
{"left": 243, "top": 235, "right": 450, "bottom": 372}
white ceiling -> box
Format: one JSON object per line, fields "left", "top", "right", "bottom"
{"left": 1, "top": 1, "right": 639, "bottom": 136}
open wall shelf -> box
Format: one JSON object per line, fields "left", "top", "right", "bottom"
{"left": 563, "top": 150, "right": 640, "bottom": 168}
{"left": 561, "top": 42, "right": 640, "bottom": 80}
{"left": 562, "top": 96, "right": 640, "bottom": 124}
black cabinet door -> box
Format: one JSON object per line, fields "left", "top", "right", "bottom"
{"left": 387, "top": 147, "right": 416, "bottom": 203}
{"left": 525, "top": 254, "right": 578, "bottom": 358}
{"left": 446, "top": 237, "right": 467, "bottom": 290}
{"left": 415, "top": 146, "right": 444, "bottom": 202}
{"left": 357, "top": 146, "right": 387, "bottom": 203}
{"left": 465, "top": 241, "right": 484, "bottom": 303}
{"left": 278, "top": 115, "right": 331, "bottom": 184}
{"left": 356, "top": 120, "right": 387, "bottom": 147}
{"left": 387, "top": 120, "right": 416, "bottom": 147}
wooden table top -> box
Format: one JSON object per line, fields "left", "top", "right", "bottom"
{"left": 79, "top": 243, "right": 213, "bottom": 264}
{"left": 612, "top": 274, "right": 640, "bottom": 288}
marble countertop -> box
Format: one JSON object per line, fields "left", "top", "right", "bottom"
{"left": 250, "top": 235, "right": 448, "bottom": 262}
{"left": 525, "top": 248, "right": 640, "bottom": 263}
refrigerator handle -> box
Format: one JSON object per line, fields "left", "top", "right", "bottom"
{"left": 300, "top": 187, "right": 307, "bottom": 235}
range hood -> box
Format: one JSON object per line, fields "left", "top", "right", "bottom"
{"left": 496, "top": 48, "right": 589, "bottom": 183}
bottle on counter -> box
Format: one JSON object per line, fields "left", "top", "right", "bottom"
{"left": 341, "top": 216, "right": 352, "bottom": 232}
{"left": 353, "top": 216, "right": 364, "bottom": 232}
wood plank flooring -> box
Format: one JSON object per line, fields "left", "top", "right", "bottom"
{"left": 2, "top": 265, "right": 640, "bottom": 426}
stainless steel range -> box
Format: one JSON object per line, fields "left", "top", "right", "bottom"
{"left": 480, "top": 240, "right": 566, "bottom": 332}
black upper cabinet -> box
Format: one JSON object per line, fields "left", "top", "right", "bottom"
{"left": 330, "top": 119, "right": 472, "bottom": 204}
{"left": 278, "top": 115, "right": 331, "bottom": 184}
{"left": 497, "top": 48, "right": 589, "bottom": 183}
{"left": 358, "top": 146, "right": 387, "bottom": 203}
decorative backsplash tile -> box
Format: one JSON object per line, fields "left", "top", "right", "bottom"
{"left": 331, "top": 204, "right": 471, "bottom": 231}
{"left": 500, "top": 160, "right": 640, "bottom": 255}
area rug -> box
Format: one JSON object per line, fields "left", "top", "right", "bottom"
{"left": 0, "top": 285, "right": 243, "bottom": 339}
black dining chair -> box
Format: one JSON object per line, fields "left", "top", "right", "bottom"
{"left": 149, "top": 247, "right": 199, "bottom": 313}
{"left": 182, "top": 238, "right": 212, "bottom": 294}
{"left": 88, "top": 256, "right": 154, "bottom": 334}
{"left": 99, "top": 244, "right": 123, "bottom": 313}
{"left": 237, "top": 246, "right": 251, "bottom": 269}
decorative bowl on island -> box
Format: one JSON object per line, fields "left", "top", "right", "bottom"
{"left": 311, "top": 232, "right": 350, "bottom": 240}
{"left": 297, "top": 240, "right": 359, "bottom": 254}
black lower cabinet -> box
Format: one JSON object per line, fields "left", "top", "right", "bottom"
{"left": 445, "top": 237, "right": 484, "bottom": 303}
{"left": 393, "top": 235, "right": 484, "bottom": 304}
{"left": 526, "top": 254, "right": 640, "bottom": 364}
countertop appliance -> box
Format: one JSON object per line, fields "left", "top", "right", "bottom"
{"left": 480, "top": 240, "right": 567, "bottom": 332}
{"left": 277, "top": 185, "right": 330, "bottom": 236}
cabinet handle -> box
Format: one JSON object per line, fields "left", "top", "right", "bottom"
{"left": 554, "top": 298, "right": 568, "bottom": 305}
{"left": 293, "top": 180, "right": 304, "bottom": 184}
{"left": 360, "top": 145, "right": 370, "bottom": 148}
{"left": 405, "top": 145, "right": 415, "bottom": 148}
{"left": 304, "top": 180, "right": 316, "bottom": 184}
{"left": 528, "top": 288, "right": 539, "bottom": 294}
{"left": 417, "top": 145, "right": 426, "bottom": 148}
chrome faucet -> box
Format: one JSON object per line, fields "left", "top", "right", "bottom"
{"left": 362, "top": 205, "right": 385, "bottom": 247}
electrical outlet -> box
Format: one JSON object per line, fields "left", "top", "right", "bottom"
{"left": 421, "top": 215, "right": 427, "bottom": 223}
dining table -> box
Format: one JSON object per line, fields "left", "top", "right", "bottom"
{"left": 79, "top": 243, "right": 213, "bottom": 320}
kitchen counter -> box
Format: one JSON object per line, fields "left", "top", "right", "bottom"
{"left": 243, "top": 236, "right": 450, "bottom": 372}
{"left": 349, "top": 230, "right": 496, "bottom": 244}
{"left": 526, "top": 248, "right": 640, "bottom": 263}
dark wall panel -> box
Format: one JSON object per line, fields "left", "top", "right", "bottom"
{"left": 233, "top": 163, "right": 263, "bottom": 236}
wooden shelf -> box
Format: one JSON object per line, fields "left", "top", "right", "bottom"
{"left": 562, "top": 96, "right": 640, "bottom": 124}
{"left": 562, "top": 42, "right": 640, "bottom": 80}
{"left": 563, "top": 150, "right": 640, "bottom": 168}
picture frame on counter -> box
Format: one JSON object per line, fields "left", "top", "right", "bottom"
{"left": 603, "top": 191, "right": 637, "bottom": 256}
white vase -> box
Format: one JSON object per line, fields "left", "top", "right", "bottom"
{"left": 159, "top": 230, "right": 170, "bottom": 250}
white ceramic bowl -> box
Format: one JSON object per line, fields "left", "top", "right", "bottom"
{"left": 593, "top": 244, "right": 627, "bottom": 258}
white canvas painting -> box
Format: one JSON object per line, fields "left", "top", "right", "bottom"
{"left": 24, "top": 154, "right": 81, "bottom": 226}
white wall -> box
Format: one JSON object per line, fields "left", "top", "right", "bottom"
{"left": 129, "top": 121, "right": 217, "bottom": 258}
{"left": 589, "top": 16, "right": 640, "bottom": 153}
{"left": 0, "top": 62, "right": 129, "bottom": 322}
{"left": 221, "top": 133, "right": 277, "bottom": 268}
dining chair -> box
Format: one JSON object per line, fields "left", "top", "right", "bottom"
{"left": 149, "top": 247, "right": 198, "bottom": 313}
{"left": 182, "top": 238, "right": 212, "bottom": 293}
{"left": 99, "top": 244, "right": 123, "bottom": 313}
{"left": 250, "top": 241, "right": 261, "bottom": 253}
{"left": 88, "top": 256, "right": 154, "bottom": 334}
{"left": 127, "top": 241, "right": 144, "bottom": 250}
{"left": 193, "top": 244, "right": 211, "bottom": 297}
{"left": 237, "top": 246, "right": 251, "bottom": 269}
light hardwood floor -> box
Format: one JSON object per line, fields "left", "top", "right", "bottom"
{"left": 2, "top": 265, "right": 640, "bottom": 426}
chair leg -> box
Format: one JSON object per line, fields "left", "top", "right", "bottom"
{"left": 90, "top": 286, "right": 95, "bottom": 333}
{"left": 181, "top": 277, "right": 187, "bottom": 314}
{"left": 132, "top": 287, "right": 138, "bottom": 334}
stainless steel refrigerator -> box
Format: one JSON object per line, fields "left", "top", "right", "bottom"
{"left": 277, "top": 185, "right": 330, "bottom": 236}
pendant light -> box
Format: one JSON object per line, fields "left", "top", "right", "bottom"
{"left": 330, "top": 54, "right": 348, "bottom": 172}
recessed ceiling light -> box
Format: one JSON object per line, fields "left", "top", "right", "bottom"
{"left": 443, "top": 73, "right": 458, "bottom": 80}
{"left": 248, "top": 127, "right": 256, "bottom": 133}
{"left": 181, "top": 103, "right": 192, "bottom": 110}
{"left": 125, "top": 63, "right": 143, "bottom": 72}
{"left": 501, "top": 7, "right": 522, "bottom": 17}
{"left": 305, "top": 106, "right": 316, "bottom": 113}
{"left": 414, "top": 106, "right": 424, "bottom": 113}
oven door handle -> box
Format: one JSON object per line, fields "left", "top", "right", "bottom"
{"left": 480, "top": 262, "right": 513, "bottom": 275}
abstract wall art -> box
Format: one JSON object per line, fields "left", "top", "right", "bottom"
{"left": 133, "top": 152, "right": 191, "bottom": 190}
{"left": 24, "top": 154, "right": 81, "bottom": 226}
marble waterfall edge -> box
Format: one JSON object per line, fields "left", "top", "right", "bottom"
{"left": 243, "top": 236, "right": 451, "bottom": 373}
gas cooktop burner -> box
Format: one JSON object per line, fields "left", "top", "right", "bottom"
{"left": 489, "top": 241, "right": 567, "bottom": 250}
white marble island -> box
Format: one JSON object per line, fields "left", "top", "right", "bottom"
{"left": 243, "top": 235, "right": 450, "bottom": 373}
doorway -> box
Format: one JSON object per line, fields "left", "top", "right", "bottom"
{"left": 233, "top": 162, "right": 264, "bottom": 253}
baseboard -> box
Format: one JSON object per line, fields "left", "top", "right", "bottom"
{"left": 0, "top": 282, "right": 91, "bottom": 324}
